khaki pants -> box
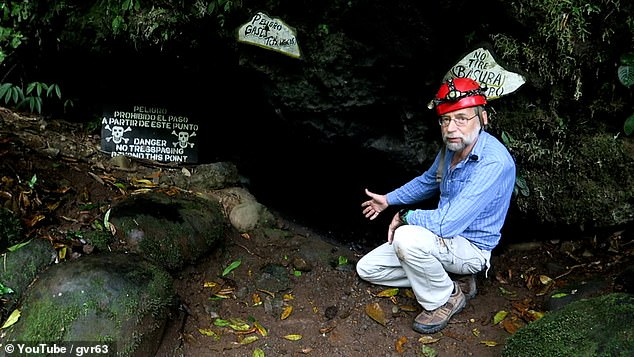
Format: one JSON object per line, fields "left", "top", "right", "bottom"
{"left": 356, "top": 225, "right": 491, "bottom": 310}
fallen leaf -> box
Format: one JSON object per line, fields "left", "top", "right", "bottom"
{"left": 240, "top": 335, "right": 259, "bottom": 344}
{"left": 551, "top": 292, "right": 568, "bottom": 299}
{"left": 472, "top": 328, "right": 480, "bottom": 337}
{"left": 502, "top": 316, "right": 524, "bottom": 334}
{"left": 404, "top": 289, "right": 416, "bottom": 299}
{"left": 539, "top": 274, "right": 553, "bottom": 285}
{"left": 524, "top": 309, "right": 545, "bottom": 322}
{"left": 421, "top": 345, "right": 438, "bottom": 357}
{"left": 399, "top": 305, "right": 418, "bottom": 312}
{"left": 283, "top": 334, "right": 302, "bottom": 341}
{"left": 1, "top": 309, "right": 20, "bottom": 329}
{"left": 319, "top": 325, "right": 336, "bottom": 334}
{"left": 281, "top": 306, "right": 293, "bottom": 320}
{"left": 222, "top": 260, "right": 241, "bottom": 277}
{"left": 228, "top": 318, "right": 251, "bottom": 331}
{"left": 252, "top": 293, "right": 262, "bottom": 306}
{"left": 498, "top": 286, "right": 518, "bottom": 298}
{"left": 254, "top": 321, "right": 268, "bottom": 336}
{"left": 198, "top": 328, "right": 220, "bottom": 340}
{"left": 493, "top": 310, "right": 508, "bottom": 325}
{"left": 365, "top": 302, "right": 387, "bottom": 327}
{"left": 253, "top": 348, "right": 265, "bottom": 357}
{"left": 418, "top": 335, "right": 440, "bottom": 344}
{"left": 377, "top": 288, "right": 399, "bottom": 297}
{"left": 395, "top": 336, "right": 407, "bottom": 353}
{"left": 480, "top": 340, "right": 498, "bottom": 347}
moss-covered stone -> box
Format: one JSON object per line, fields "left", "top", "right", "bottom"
{"left": 111, "top": 191, "right": 226, "bottom": 271}
{"left": 3, "top": 252, "right": 175, "bottom": 357}
{"left": 0, "top": 238, "right": 56, "bottom": 318}
{"left": 502, "top": 293, "right": 634, "bottom": 357}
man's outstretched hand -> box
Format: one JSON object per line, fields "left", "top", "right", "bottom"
{"left": 361, "top": 188, "right": 388, "bottom": 220}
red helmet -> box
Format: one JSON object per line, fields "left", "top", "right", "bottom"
{"left": 430, "top": 77, "right": 487, "bottom": 115}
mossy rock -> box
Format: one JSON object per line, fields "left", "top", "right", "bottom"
{"left": 110, "top": 191, "right": 226, "bottom": 271}
{"left": 3, "top": 252, "right": 175, "bottom": 357}
{"left": 0, "top": 238, "right": 56, "bottom": 317}
{"left": 502, "top": 293, "right": 634, "bottom": 357}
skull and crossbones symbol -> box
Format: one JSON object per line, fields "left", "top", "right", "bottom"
{"left": 172, "top": 130, "right": 196, "bottom": 148}
{"left": 104, "top": 125, "right": 132, "bottom": 144}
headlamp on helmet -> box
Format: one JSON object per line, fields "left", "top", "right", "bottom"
{"left": 428, "top": 78, "right": 487, "bottom": 116}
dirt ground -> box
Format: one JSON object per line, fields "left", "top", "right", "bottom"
{"left": 1, "top": 109, "right": 631, "bottom": 356}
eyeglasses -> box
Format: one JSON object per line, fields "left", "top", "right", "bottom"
{"left": 438, "top": 113, "right": 479, "bottom": 127}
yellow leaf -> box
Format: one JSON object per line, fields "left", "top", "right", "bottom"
{"left": 377, "top": 288, "right": 399, "bottom": 297}
{"left": 131, "top": 178, "right": 156, "bottom": 187}
{"left": 283, "top": 293, "right": 294, "bottom": 301}
{"left": 472, "top": 328, "right": 480, "bottom": 337}
{"left": 365, "top": 302, "right": 387, "bottom": 327}
{"left": 240, "top": 335, "right": 259, "bottom": 345}
{"left": 198, "top": 328, "right": 220, "bottom": 340}
{"left": 283, "top": 334, "right": 303, "bottom": 341}
{"left": 480, "top": 340, "right": 499, "bottom": 347}
{"left": 254, "top": 321, "right": 268, "bottom": 336}
{"left": 228, "top": 318, "right": 251, "bottom": 331}
{"left": 539, "top": 274, "right": 553, "bottom": 285}
{"left": 58, "top": 246, "right": 67, "bottom": 260}
{"left": 418, "top": 335, "right": 440, "bottom": 344}
{"left": 203, "top": 281, "right": 218, "bottom": 288}
{"left": 493, "top": 310, "right": 508, "bottom": 325}
{"left": 526, "top": 309, "right": 545, "bottom": 321}
{"left": 1, "top": 309, "right": 20, "bottom": 329}
{"left": 281, "top": 306, "right": 293, "bottom": 320}
{"left": 404, "top": 289, "right": 416, "bottom": 299}
{"left": 395, "top": 336, "right": 408, "bottom": 353}
{"left": 252, "top": 293, "right": 262, "bottom": 306}
{"left": 253, "top": 348, "right": 265, "bottom": 357}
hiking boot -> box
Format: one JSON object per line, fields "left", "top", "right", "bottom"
{"left": 455, "top": 274, "right": 477, "bottom": 300}
{"left": 412, "top": 282, "right": 466, "bottom": 334}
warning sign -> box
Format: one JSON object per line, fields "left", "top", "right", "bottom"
{"left": 100, "top": 106, "right": 198, "bottom": 163}
{"left": 237, "top": 12, "right": 301, "bottom": 59}
{"left": 443, "top": 47, "right": 526, "bottom": 100}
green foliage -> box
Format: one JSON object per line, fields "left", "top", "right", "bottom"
{"left": 0, "top": 1, "right": 33, "bottom": 64}
{"left": 501, "top": 131, "right": 530, "bottom": 197}
{"left": 492, "top": 0, "right": 629, "bottom": 97}
{"left": 501, "top": 102, "right": 634, "bottom": 228}
{"left": 0, "top": 82, "right": 66, "bottom": 114}
{"left": 502, "top": 293, "right": 634, "bottom": 357}
{"left": 618, "top": 52, "right": 634, "bottom": 135}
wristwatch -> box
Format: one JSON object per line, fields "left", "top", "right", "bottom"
{"left": 399, "top": 209, "right": 410, "bottom": 224}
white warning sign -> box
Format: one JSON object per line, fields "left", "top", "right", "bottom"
{"left": 443, "top": 47, "right": 526, "bottom": 100}
{"left": 100, "top": 106, "right": 198, "bottom": 163}
{"left": 237, "top": 12, "right": 301, "bottom": 59}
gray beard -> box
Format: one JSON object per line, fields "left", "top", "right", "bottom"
{"left": 443, "top": 125, "right": 481, "bottom": 152}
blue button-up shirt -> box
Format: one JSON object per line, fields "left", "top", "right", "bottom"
{"left": 386, "top": 131, "right": 516, "bottom": 251}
